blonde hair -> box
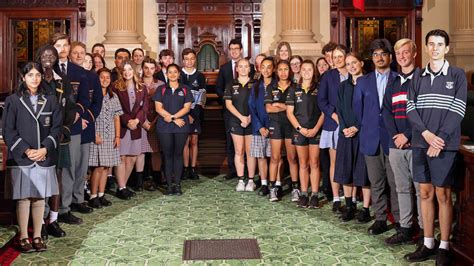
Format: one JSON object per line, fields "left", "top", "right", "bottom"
{"left": 394, "top": 38, "right": 417, "bottom": 54}
{"left": 114, "top": 61, "right": 144, "bottom": 92}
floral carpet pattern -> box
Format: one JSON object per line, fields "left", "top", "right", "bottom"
{"left": 13, "top": 176, "right": 431, "bottom": 265}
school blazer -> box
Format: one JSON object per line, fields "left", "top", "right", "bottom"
{"left": 318, "top": 68, "right": 343, "bottom": 131}
{"left": 57, "top": 62, "right": 91, "bottom": 136}
{"left": 353, "top": 70, "right": 397, "bottom": 156}
{"left": 2, "top": 93, "right": 61, "bottom": 167}
{"left": 114, "top": 85, "right": 148, "bottom": 140}
{"left": 81, "top": 70, "right": 104, "bottom": 144}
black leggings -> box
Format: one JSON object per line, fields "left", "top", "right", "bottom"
{"left": 158, "top": 132, "right": 188, "bottom": 186}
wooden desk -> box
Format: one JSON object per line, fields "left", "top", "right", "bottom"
{"left": 453, "top": 146, "right": 474, "bottom": 265}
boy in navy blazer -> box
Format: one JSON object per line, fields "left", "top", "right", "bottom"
{"left": 353, "top": 38, "right": 399, "bottom": 236}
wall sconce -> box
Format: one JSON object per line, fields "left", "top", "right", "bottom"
{"left": 86, "top": 11, "right": 95, "bottom": 27}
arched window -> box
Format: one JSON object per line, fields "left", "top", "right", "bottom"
{"left": 197, "top": 44, "right": 219, "bottom": 72}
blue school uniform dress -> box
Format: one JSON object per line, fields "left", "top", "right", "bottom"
{"left": 333, "top": 77, "right": 369, "bottom": 186}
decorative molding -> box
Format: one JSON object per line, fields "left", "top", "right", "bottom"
{"left": 0, "top": 0, "right": 80, "bottom": 8}
{"left": 253, "top": 18, "right": 261, "bottom": 44}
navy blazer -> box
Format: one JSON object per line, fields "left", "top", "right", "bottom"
{"left": 353, "top": 70, "right": 397, "bottom": 156}
{"left": 249, "top": 79, "right": 275, "bottom": 135}
{"left": 62, "top": 62, "right": 91, "bottom": 136}
{"left": 216, "top": 60, "right": 255, "bottom": 100}
{"left": 3, "top": 93, "right": 61, "bottom": 167}
{"left": 81, "top": 70, "right": 104, "bottom": 144}
{"left": 318, "top": 68, "right": 343, "bottom": 131}
{"left": 153, "top": 70, "right": 167, "bottom": 84}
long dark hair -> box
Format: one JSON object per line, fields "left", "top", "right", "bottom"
{"left": 97, "top": 67, "right": 114, "bottom": 98}
{"left": 17, "top": 62, "right": 45, "bottom": 96}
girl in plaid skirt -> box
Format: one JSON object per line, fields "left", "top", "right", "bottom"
{"left": 88, "top": 68, "right": 123, "bottom": 208}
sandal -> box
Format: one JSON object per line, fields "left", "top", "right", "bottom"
{"left": 32, "top": 237, "right": 47, "bottom": 252}
{"left": 19, "top": 238, "right": 35, "bottom": 253}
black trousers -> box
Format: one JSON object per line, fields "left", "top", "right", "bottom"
{"left": 158, "top": 132, "right": 188, "bottom": 186}
{"left": 319, "top": 148, "right": 330, "bottom": 194}
{"left": 223, "top": 110, "right": 236, "bottom": 176}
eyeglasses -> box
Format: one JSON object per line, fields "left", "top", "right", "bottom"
{"left": 372, "top": 52, "right": 389, "bottom": 58}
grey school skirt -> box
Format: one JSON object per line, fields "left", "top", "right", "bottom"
{"left": 5, "top": 165, "right": 59, "bottom": 200}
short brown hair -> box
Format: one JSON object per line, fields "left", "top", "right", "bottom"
{"left": 322, "top": 42, "right": 338, "bottom": 55}
{"left": 159, "top": 49, "right": 175, "bottom": 59}
{"left": 50, "top": 33, "right": 70, "bottom": 46}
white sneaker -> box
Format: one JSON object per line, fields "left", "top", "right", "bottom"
{"left": 236, "top": 180, "right": 246, "bottom": 192}
{"left": 291, "top": 188, "right": 301, "bottom": 202}
{"left": 245, "top": 180, "right": 256, "bottom": 192}
{"left": 269, "top": 187, "right": 279, "bottom": 202}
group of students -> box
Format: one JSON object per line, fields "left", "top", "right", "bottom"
{"left": 2, "top": 34, "right": 207, "bottom": 253}
{"left": 2, "top": 28, "right": 466, "bottom": 265}
{"left": 219, "top": 30, "right": 465, "bottom": 265}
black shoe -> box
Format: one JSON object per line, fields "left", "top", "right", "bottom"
{"left": 190, "top": 168, "right": 199, "bottom": 180}
{"left": 276, "top": 186, "right": 283, "bottom": 200}
{"left": 47, "top": 221, "right": 66, "bottom": 237}
{"left": 298, "top": 195, "right": 309, "bottom": 208}
{"left": 436, "top": 248, "right": 450, "bottom": 266}
{"left": 174, "top": 185, "right": 183, "bottom": 196}
{"left": 126, "top": 188, "right": 136, "bottom": 197}
{"left": 87, "top": 197, "right": 102, "bottom": 209}
{"left": 356, "top": 208, "right": 372, "bottom": 224}
{"left": 41, "top": 224, "right": 48, "bottom": 241}
{"left": 182, "top": 168, "right": 189, "bottom": 180}
{"left": 144, "top": 181, "right": 157, "bottom": 191}
{"left": 258, "top": 185, "right": 270, "bottom": 196}
{"left": 341, "top": 206, "right": 356, "bottom": 222}
{"left": 116, "top": 188, "right": 131, "bottom": 200}
{"left": 368, "top": 220, "right": 389, "bottom": 235}
{"left": 385, "top": 227, "right": 413, "bottom": 245}
{"left": 165, "top": 187, "right": 174, "bottom": 195}
{"left": 58, "top": 212, "right": 83, "bottom": 225}
{"left": 332, "top": 201, "right": 342, "bottom": 214}
{"left": 99, "top": 196, "right": 112, "bottom": 206}
{"left": 309, "top": 194, "right": 319, "bottom": 209}
{"left": 70, "top": 202, "right": 94, "bottom": 214}
{"left": 404, "top": 245, "right": 437, "bottom": 262}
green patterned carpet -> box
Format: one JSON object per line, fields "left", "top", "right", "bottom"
{"left": 13, "top": 176, "right": 432, "bottom": 265}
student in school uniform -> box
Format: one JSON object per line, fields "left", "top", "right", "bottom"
{"left": 154, "top": 49, "right": 175, "bottom": 83}
{"left": 318, "top": 45, "right": 350, "bottom": 213}
{"left": 224, "top": 58, "right": 257, "bottom": 192}
{"left": 382, "top": 38, "right": 424, "bottom": 246}
{"left": 3, "top": 62, "right": 61, "bottom": 252}
{"left": 36, "top": 44, "right": 78, "bottom": 239}
{"left": 334, "top": 52, "right": 371, "bottom": 223}
{"left": 153, "top": 63, "right": 193, "bottom": 195}
{"left": 286, "top": 60, "right": 324, "bottom": 209}
{"left": 180, "top": 48, "right": 207, "bottom": 180}
{"left": 265, "top": 60, "right": 299, "bottom": 202}
{"left": 405, "top": 29, "right": 467, "bottom": 265}
{"left": 353, "top": 39, "right": 399, "bottom": 236}
{"left": 88, "top": 68, "right": 123, "bottom": 208}
{"left": 248, "top": 57, "right": 274, "bottom": 196}
{"left": 114, "top": 61, "right": 148, "bottom": 200}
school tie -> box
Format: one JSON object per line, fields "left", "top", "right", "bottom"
{"left": 232, "top": 61, "right": 237, "bottom": 79}
{"left": 61, "top": 63, "right": 67, "bottom": 76}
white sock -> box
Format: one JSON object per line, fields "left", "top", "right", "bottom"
{"left": 98, "top": 192, "right": 105, "bottom": 197}
{"left": 333, "top": 197, "right": 340, "bottom": 202}
{"left": 261, "top": 180, "right": 268, "bottom": 186}
{"left": 424, "top": 237, "right": 435, "bottom": 249}
{"left": 275, "top": 181, "right": 282, "bottom": 186}
{"left": 248, "top": 179, "right": 254, "bottom": 183}
{"left": 90, "top": 194, "right": 97, "bottom": 199}
{"left": 49, "top": 211, "right": 58, "bottom": 223}
{"left": 439, "top": 240, "right": 449, "bottom": 250}
{"left": 352, "top": 197, "right": 357, "bottom": 203}
{"left": 120, "top": 187, "right": 126, "bottom": 190}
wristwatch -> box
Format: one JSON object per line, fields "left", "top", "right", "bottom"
{"left": 296, "top": 126, "right": 301, "bottom": 132}
{"left": 171, "top": 115, "right": 175, "bottom": 121}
